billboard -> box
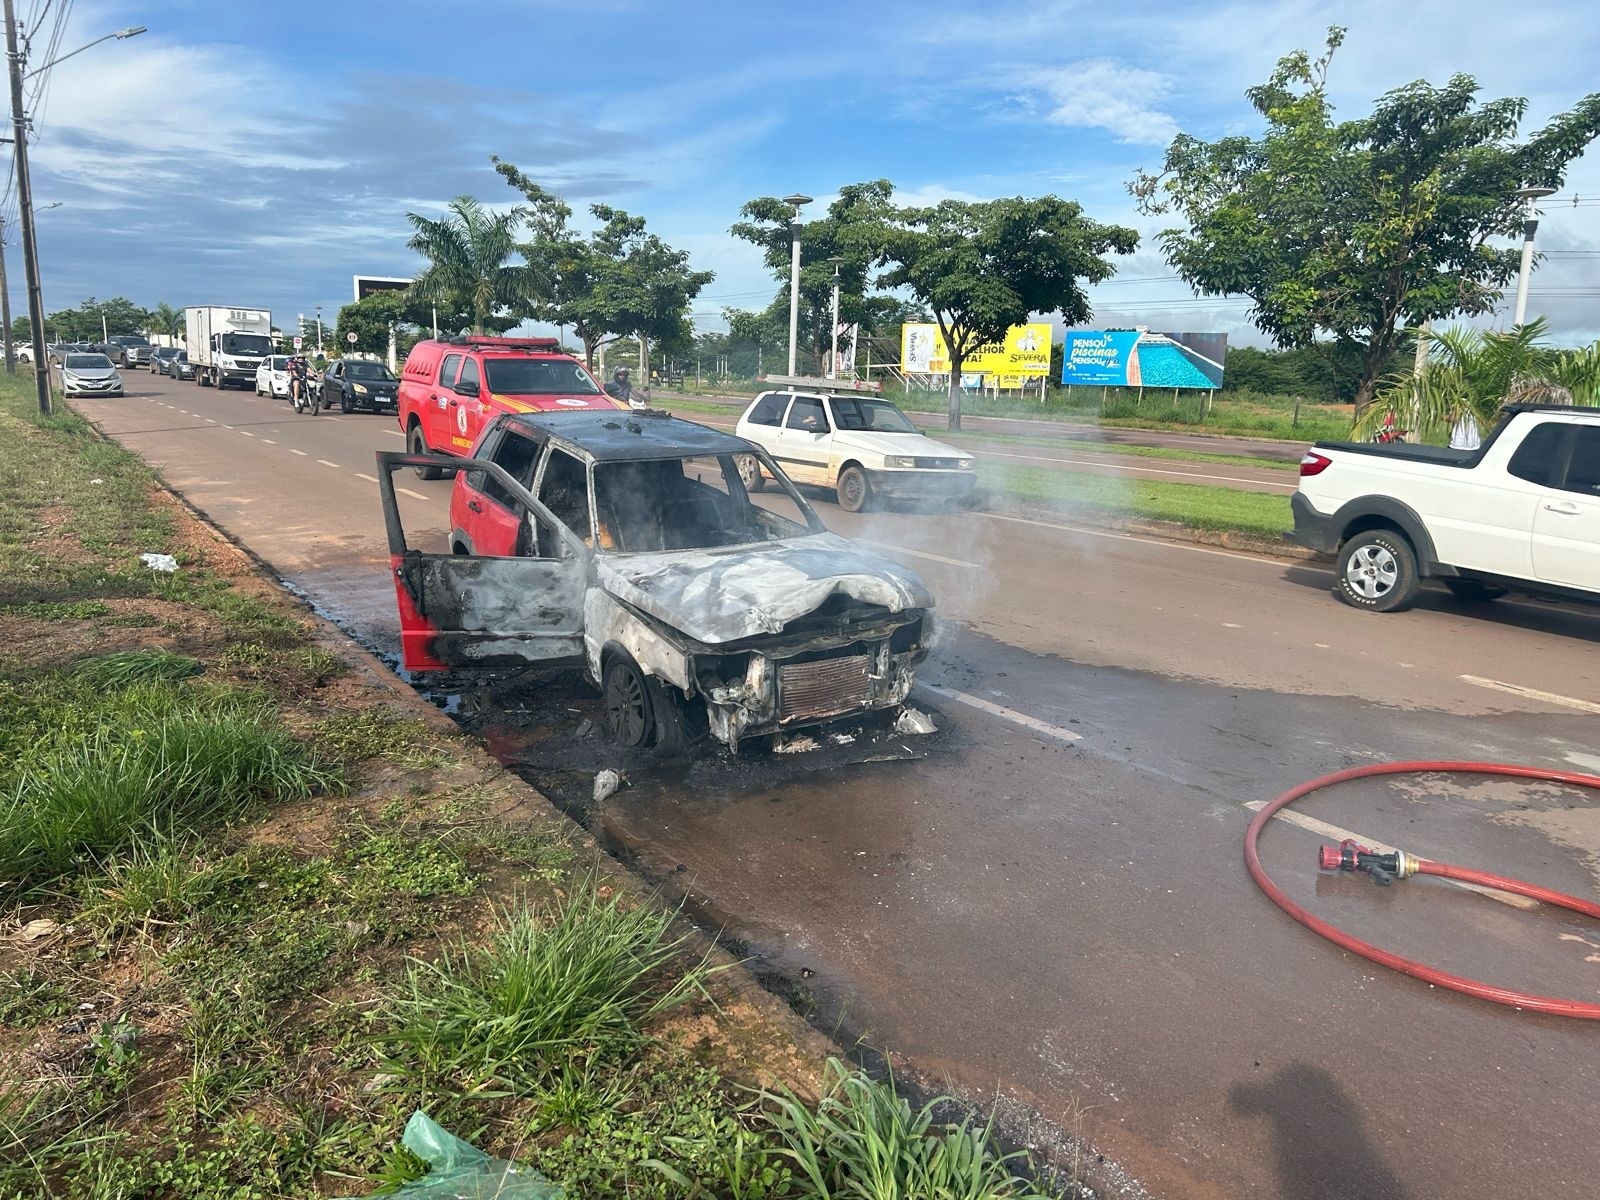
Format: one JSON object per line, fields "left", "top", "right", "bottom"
{"left": 900, "top": 322, "right": 1053, "bottom": 382}
{"left": 353, "top": 275, "right": 412, "bottom": 301}
{"left": 1061, "top": 329, "right": 1228, "bottom": 389}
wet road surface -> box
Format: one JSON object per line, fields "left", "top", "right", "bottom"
{"left": 76, "top": 374, "right": 1600, "bottom": 1200}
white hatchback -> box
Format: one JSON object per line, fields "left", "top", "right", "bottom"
{"left": 255, "top": 355, "right": 292, "bottom": 398}
{"left": 733, "top": 389, "right": 976, "bottom": 512}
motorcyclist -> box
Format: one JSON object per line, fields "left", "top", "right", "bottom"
{"left": 603, "top": 366, "right": 647, "bottom": 409}
{"left": 288, "top": 355, "right": 310, "bottom": 410}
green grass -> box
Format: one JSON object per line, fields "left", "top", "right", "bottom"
{"left": 313, "top": 709, "right": 457, "bottom": 770}
{"left": 0, "top": 677, "right": 340, "bottom": 891}
{"left": 982, "top": 462, "right": 1292, "bottom": 539}
{"left": 760, "top": 1059, "right": 1056, "bottom": 1200}
{"left": 382, "top": 881, "right": 718, "bottom": 1091}
{"left": 72, "top": 647, "right": 202, "bottom": 688}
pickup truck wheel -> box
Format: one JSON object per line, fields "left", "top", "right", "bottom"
{"left": 1444, "top": 579, "right": 1508, "bottom": 603}
{"left": 837, "top": 465, "right": 871, "bottom": 513}
{"left": 408, "top": 426, "right": 443, "bottom": 480}
{"left": 1335, "top": 529, "right": 1419, "bottom": 612}
{"left": 736, "top": 453, "right": 765, "bottom": 493}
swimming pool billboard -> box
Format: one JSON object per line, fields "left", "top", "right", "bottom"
{"left": 1061, "top": 329, "right": 1228, "bottom": 389}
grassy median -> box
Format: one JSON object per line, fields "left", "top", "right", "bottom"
{"left": 0, "top": 379, "right": 1068, "bottom": 1196}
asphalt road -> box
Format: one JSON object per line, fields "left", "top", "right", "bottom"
{"left": 77, "top": 372, "right": 1600, "bottom": 1200}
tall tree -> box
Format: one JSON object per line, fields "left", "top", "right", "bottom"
{"left": 404, "top": 196, "right": 527, "bottom": 334}
{"left": 1132, "top": 27, "right": 1600, "bottom": 414}
{"left": 732, "top": 181, "right": 897, "bottom": 375}
{"left": 496, "top": 160, "right": 713, "bottom": 371}
{"left": 872, "top": 197, "right": 1137, "bottom": 429}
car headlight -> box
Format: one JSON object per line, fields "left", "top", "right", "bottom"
{"left": 885, "top": 455, "right": 917, "bottom": 468}
{"left": 352, "top": 383, "right": 369, "bottom": 395}
{"left": 957, "top": 458, "right": 975, "bottom": 470}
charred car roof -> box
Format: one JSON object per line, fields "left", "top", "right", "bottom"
{"left": 502, "top": 409, "right": 755, "bottom": 462}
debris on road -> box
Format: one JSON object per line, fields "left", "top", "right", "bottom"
{"left": 593, "top": 768, "right": 627, "bottom": 802}
{"left": 894, "top": 707, "right": 938, "bottom": 735}
{"left": 775, "top": 734, "right": 821, "bottom": 754}
{"left": 139, "top": 552, "right": 178, "bottom": 573}
{"left": 336, "top": 1111, "right": 561, "bottom": 1199}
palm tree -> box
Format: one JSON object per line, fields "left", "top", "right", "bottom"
{"left": 404, "top": 196, "right": 526, "bottom": 334}
{"left": 1358, "top": 319, "right": 1600, "bottom": 442}
{"left": 151, "top": 301, "right": 183, "bottom": 341}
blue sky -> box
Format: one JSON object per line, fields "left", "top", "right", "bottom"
{"left": 19, "top": 0, "right": 1600, "bottom": 347}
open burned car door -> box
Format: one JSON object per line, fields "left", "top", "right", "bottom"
{"left": 376, "top": 451, "right": 589, "bottom": 673}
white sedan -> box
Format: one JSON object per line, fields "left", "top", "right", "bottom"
{"left": 255, "top": 355, "right": 292, "bottom": 398}
{"left": 734, "top": 387, "right": 976, "bottom": 512}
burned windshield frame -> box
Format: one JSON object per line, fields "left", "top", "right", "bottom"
{"left": 588, "top": 451, "right": 822, "bottom": 554}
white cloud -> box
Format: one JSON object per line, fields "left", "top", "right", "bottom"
{"left": 1025, "top": 60, "right": 1179, "bottom": 145}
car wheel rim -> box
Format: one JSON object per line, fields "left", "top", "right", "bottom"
{"left": 738, "top": 455, "right": 757, "bottom": 487}
{"left": 842, "top": 473, "right": 862, "bottom": 506}
{"left": 1346, "top": 545, "right": 1397, "bottom": 600}
{"left": 605, "top": 668, "right": 648, "bottom": 746}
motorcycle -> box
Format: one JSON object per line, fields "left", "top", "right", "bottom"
{"left": 1372, "top": 411, "right": 1407, "bottom": 444}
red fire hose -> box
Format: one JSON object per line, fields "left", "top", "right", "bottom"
{"left": 1245, "top": 760, "right": 1600, "bottom": 1019}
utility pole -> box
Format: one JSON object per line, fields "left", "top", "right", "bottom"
{"left": 782, "top": 193, "right": 811, "bottom": 376}
{"left": 5, "top": 0, "right": 49, "bottom": 413}
{"left": 0, "top": 214, "right": 13, "bottom": 375}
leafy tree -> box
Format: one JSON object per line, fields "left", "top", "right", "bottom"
{"left": 46, "top": 297, "right": 152, "bottom": 342}
{"left": 496, "top": 160, "right": 713, "bottom": 371}
{"left": 334, "top": 290, "right": 435, "bottom": 358}
{"left": 404, "top": 196, "right": 527, "bottom": 334}
{"left": 1132, "top": 27, "right": 1600, "bottom": 414}
{"left": 1361, "top": 319, "right": 1600, "bottom": 441}
{"left": 871, "top": 198, "right": 1137, "bottom": 429}
{"left": 732, "top": 181, "right": 899, "bottom": 375}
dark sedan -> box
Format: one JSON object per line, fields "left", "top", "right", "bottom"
{"left": 166, "top": 350, "right": 195, "bottom": 380}
{"left": 322, "top": 358, "right": 399, "bottom": 413}
{"left": 149, "top": 346, "right": 182, "bottom": 374}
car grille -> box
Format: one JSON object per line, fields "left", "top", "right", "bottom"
{"left": 777, "top": 654, "right": 871, "bottom": 723}
{"left": 913, "top": 457, "right": 961, "bottom": 469}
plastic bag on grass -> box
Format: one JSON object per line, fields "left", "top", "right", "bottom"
{"left": 359, "top": 1111, "right": 563, "bottom": 1199}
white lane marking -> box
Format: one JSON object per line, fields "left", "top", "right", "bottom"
{"left": 383, "top": 429, "right": 405, "bottom": 438}
{"left": 398, "top": 487, "right": 430, "bottom": 501}
{"left": 241, "top": 431, "right": 256, "bottom": 437}
{"left": 919, "top": 684, "right": 1082, "bottom": 743}
{"left": 1242, "top": 800, "right": 1537, "bottom": 910}
{"left": 290, "top": 448, "right": 308, "bottom": 456}
{"left": 981, "top": 511, "right": 1285, "bottom": 566}
{"left": 316, "top": 459, "right": 340, "bottom": 468}
{"left": 205, "top": 418, "right": 216, "bottom": 423}
{"left": 262, "top": 439, "right": 276, "bottom": 445}
{"left": 1459, "top": 675, "right": 1600, "bottom": 715}
{"left": 973, "top": 447, "right": 1298, "bottom": 490}
{"left": 860, "top": 539, "right": 979, "bottom": 569}
{"left": 354, "top": 472, "right": 378, "bottom": 483}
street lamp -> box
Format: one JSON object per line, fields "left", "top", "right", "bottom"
{"left": 781, "top": 193, "right": 811, "bottom": 376}
{"left": 5, "top": 13, "right": 147, "bottom": 413}
{"left": 315, "top": 306, "right": 324, "bottom": 356}
{"left": 825, "top": 256, "right": 844, "bottom": 379}
{"left": 1511, "top": 184, "right": 1556, "bottom": 327}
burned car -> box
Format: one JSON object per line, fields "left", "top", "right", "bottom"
{"left": 377, "top": 410, "right": 935, "bottom": 752}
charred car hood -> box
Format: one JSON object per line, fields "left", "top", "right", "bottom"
{"left": 597, "top": 534, "right": 934, "bottom": 643}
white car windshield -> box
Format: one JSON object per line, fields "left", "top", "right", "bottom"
{"left": 65, "top": 354, "right": 112, "bottom": 369}
{"left": 830, "top": 397, "right": 920, "bottom": 433}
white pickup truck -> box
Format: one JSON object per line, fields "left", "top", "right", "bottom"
{"left": 1289, "top": 403, "right": 1600, "bottom": 612}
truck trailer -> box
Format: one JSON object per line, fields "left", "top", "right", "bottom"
{"left": 185, "top": 306, "right": 273, "bottom": 390}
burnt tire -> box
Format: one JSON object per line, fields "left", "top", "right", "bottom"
{"left": 736, "top": 453, "right": 765, "bottom": 493}
{"left": 837, "top": 465, "right": 871, "bottom": 513}
{"left": 408, "top": 425, "right": 443, "bottom": 480}
{"left": 1444, "top": 579, "right": 1508, "bottom": 603}
{"left": 1335, "top": 529, "right": 1419, "bottom": 613}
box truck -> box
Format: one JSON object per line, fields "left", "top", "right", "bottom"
{"left": 185, "top": 306, "right": 273, "bottom": 389}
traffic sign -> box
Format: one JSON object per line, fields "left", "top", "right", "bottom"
{"left": 292, "top": 335, "right": 303, "bottom": 351}
{"left": 347, "top": 332, "right": 357, "bottom": 345}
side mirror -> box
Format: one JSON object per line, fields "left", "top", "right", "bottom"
{"left": 456, "top": 379, "right": 481, "bottom": 398}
